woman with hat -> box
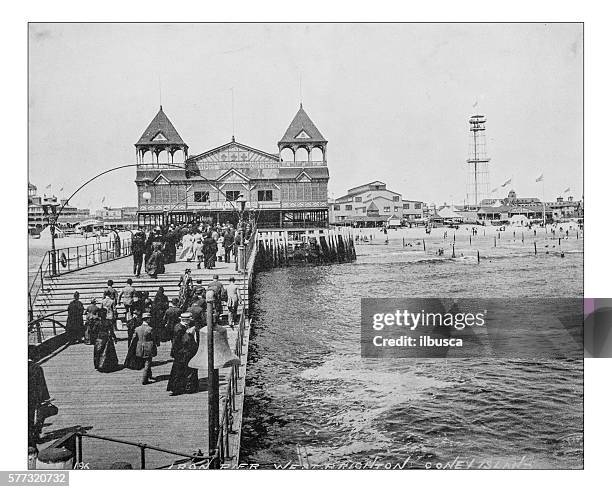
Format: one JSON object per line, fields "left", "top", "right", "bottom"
{"left": 145, "top": 243, "right": 165, "bottom": 278}
{"left": 178, "top": 230, "right": 195, "bottom": 262}
{"left": 66, "top": 291, "right": 85, "bottom": 343}
{"left": 92, "top": 308, "right": 119, "bottom": 372}
{"left": 177, "top": 268, "right": 193, "bottom": 311}
{"left": 151, "top": 286, "right": 169, "bottom": 346}
{"left": 167, "top": 312, "right": 199, "bottom": 396}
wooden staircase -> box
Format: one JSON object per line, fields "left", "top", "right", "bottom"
{"left": 30, "top": 257, "right": 249, "bottom": 341}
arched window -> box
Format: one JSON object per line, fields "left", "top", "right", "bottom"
{"left": 310, "top": 147, "right": 324, "bottom": 162}
{"left": 295, "top": 147, "right": 309, "bottom": 162}
{"left": 280, "top": 147, "right": 294, "bottom": 162}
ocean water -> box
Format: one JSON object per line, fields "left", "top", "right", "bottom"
{"left": 240, "top": 231, "right": 583, "bottom": 469}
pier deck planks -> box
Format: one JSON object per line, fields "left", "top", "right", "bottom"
{"left": 37, "top": 255, "right": 248, "bottom": 469}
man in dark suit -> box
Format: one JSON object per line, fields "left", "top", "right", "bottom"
{"left": 188, "top": 298, "right": 205, "bottom": 328}
{"left": 223, "top": 229, "right": 235, "bottom": 263}
{"left": 132, "top": 312, "right": 157, "bottom": 384}
{"left": 208, "top": 274, "right": 226, "bottom": 323}
{"left": 162, "top": 298, "right": 182, "bottom": 343}
{"left": 132, "top": 230, "right": 146, "bottom": 277}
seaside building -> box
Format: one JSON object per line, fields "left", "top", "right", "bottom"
{"left": 476, "top": 189, "right": 583, "bottom": 223}
{"left": 94, "top": 206, "right": 139, "bottom": 229}
{"left": 28, "top": 183, "right": 90, "bottom": 233}
{"left": 547, "top": 196, "right": 583, "bottom": 220}
{"left": 329, "top": 181, "right": 424, "bottom": 227}
{"left": 135, "top": 104, "right": 330, "bottom": 229}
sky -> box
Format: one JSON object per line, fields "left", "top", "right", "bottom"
{"left": 28, "top": 23, "right": 583, "bottom": 210}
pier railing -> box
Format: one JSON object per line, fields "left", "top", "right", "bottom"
{"left": 28, "top": 238, "right": 133, "bottom": 321}
{"left": 48, "top": 238, "right": 133, "bottom": 277}
{"left": 28, "top": 308, "right": 68, "bottom": 345}
{"left": 213, "top": 302, "right": 248, "bottom": 467}
{"left": 42, "top": 430, "right": 211, "bottom": 470}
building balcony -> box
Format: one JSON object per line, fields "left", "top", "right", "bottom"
{"left": 138, "top": 200, "right": 329, "bottom": 213}
{"left": 279, "top": 160, "right": 326, "bottom": 167}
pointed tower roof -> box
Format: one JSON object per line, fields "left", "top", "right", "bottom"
{"left": 279, "top": 104, "right": 327, "bottom": 145}
{"left": 136, "top": 106, "right": 186, "bottom": 146}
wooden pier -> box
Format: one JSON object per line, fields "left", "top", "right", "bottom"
{"left": 31, "top": 227, "right": 353, "bottom": 469}
{"left": 34, "top": 253, "right": 254, "bottom": 469}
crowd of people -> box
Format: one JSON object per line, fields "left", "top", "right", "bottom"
{"left": 30, "top": 221, "right": 251, "bottom": 447}
{"left": 130, "top": 221, "right": 253, "bottom": 278}
{"left": 65, "top": 271, "right": 242, "bottom": 394}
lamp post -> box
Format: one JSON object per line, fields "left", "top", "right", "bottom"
{"left": 236, "top": 195, "right": 247, "bottom": 273}
{"left": 42, "top": 199, "right": 59, "bottom": 276}
{"left": 205, "top": 289, "right": 219, "bottom": 468}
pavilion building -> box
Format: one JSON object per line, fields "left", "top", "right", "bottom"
{"left": 135, "top": 104, "right": 329, "bottom": 229}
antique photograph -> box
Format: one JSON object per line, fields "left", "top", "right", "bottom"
{"left": 27, "top": 23, "right": 583, "bottom": 470}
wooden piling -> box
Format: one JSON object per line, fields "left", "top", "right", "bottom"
{"left": 534, "top": 241, "right": 537, "bottom": 255}
{"left": 477, "top": 250, "right": 480, "bottom": 263}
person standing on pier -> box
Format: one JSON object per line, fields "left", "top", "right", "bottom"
{"left": 146, "top": 243, "right": 165, "bottom": 278}
{"left": 84, "top": 298, "right": 99, "bottom": 345}
{"left": 101, "top": 293, "right": 117, "bottom": 328}
{"left": 178, "top": 268, "right": 193, "bottom": 311}
{"left": 188, "top": 298, "right": 205, "bottom": 329}
{"left": 203, "top": 233, "right": 217, "bottom": 269}
{"left": 132, "top": 312, "right": 157, "bottom": 385}
{"left": 93, "top": 308, "right": 119, "bottom": 372}
{"left": 178, "top": 230, "right": 195, "bottom": 261}
{"left": 208, "top": 274, "right": 226, "bottom": 323}
{"left": 226, "top": 277, "right": 241, "bottom": 328}
{"left": 151, "top": 286, "right": 169, "bottom": 346}
{"left": 167, "top": 313, "right": 199, "bottom": 396}
{"left": 223, "top": 227, "right": 235, "bottom": 263}
{"left": 162, "top": 298, "right": 182, "bottom": 343}
{"left": 119, "top": 279, "right": 136, "bottom": 321}
{"left": 125, "top": 308, "right": 142, "bottom": 344}
{"left": 193, "top": 233, "right": 204, "bottom": 269}
{"left": 132, "top": 229, "right": 146, "bottom": 277}
{"left": 66, "top": 291, "right": 85, "bottom": 343}
{"left": 163, "top": 224, "right": 178, "bottom": 264}
{"left": 103, "top": 280, "right": 118, "bottom": 304}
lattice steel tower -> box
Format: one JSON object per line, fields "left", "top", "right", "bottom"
{"left": 466, "top": 114, "right": 491, "bottom": 208}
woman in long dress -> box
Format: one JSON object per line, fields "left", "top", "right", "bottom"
{"left": 93, "top": 308, "right": 119, "bottom": 372}
{"left": 204, "top": 234, "right": 217, "bottom": 269}
{"left": 83, "top": 299, "right": 99, "bottom": 345}
{"left": 216, "top": 235, "right": 224, "bottom": 263}
{"left": 145, "top": 244, "right": 165, "bottom": 278}
{"left": 178, "top": 232, "right": 195, "bottom": 261}
{"left": 167, "top": 323, "right": 199, "bottom": 395}
{"left": 177, "top": 269, "right": 193, "bottom": 311}
{"left": 150, "top": 287, "right": 169, "bottom": 345}
{"left": 66, "top": 291, "right": 85, "bottom": 342}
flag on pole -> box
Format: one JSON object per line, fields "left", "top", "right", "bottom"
{"left": 501, "top": 179, "right": 512, "bottom": 188}
{"left": 535, "top": 174, "right": 544, "bottom": 182}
